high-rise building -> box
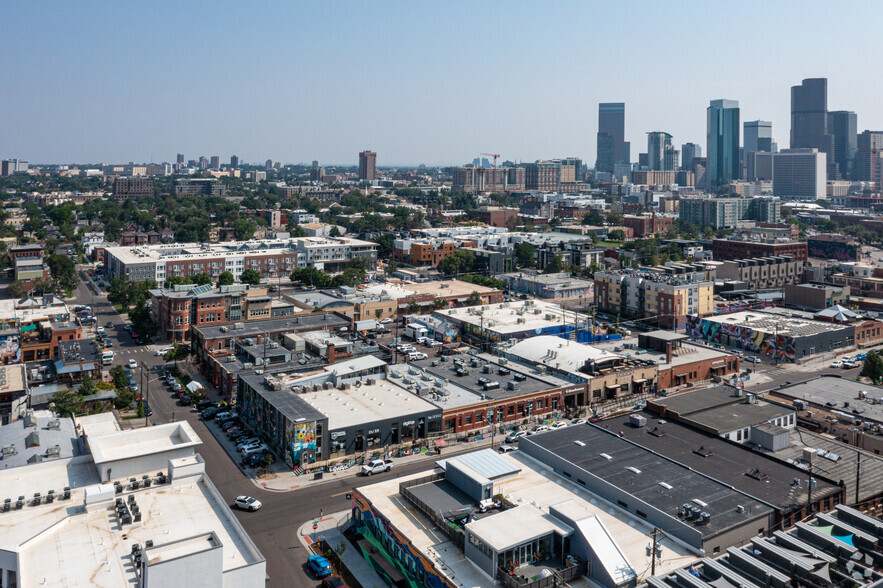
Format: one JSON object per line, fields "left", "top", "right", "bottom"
{"left": 210, "top": 155, "right": 221, "bottom": 171}
{"left": 681, "top": 143, "right": 701, "bottom": 170}
{"left": 743, "top": 121, "right": 773, "bottom": 153}
{"left": 523, "top": 161, "right": 560, "bottom": 191}
{"left": 198, "top": 156, "right": 209, "bottom": 170}
{"left": 311, "top": 160, "right": 320, "bottom": 168}
{"left": 707, "top": 99, "right": 740, "bottom": 187}
{"left": 0, "top": 159, "right": 28, "bottom": 176}
{"left": 359, "top": 150, "right": 377, "bottom": 181}
{"left": 743, "top": 121, "right": 773, "bottom": 180}
{"left": 790, "top": 78, "right": 835, "bottom": 176}
{"left": 828, "top": 111, "right": 857, "bottom": 180}
{"left": 772, "top": 148, "right": 827, "bottom": 201}
{"left": 176, "top": 153, "right": 185, "bottom": 165}
{"left": 647, "top": 132, "right": 678, "bottom": 171}
{"left": 855, "top": 131, "right": 883, "bottom": 183}
{"left": 230, "top": 155, "right": 239, "bottom": 168}
{"left": 595, "top": 103, "right": 629, "bottom": 173}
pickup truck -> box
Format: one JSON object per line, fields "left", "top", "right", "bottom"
{"left": 361, "top": 458, "right": 394, "bottom": 476}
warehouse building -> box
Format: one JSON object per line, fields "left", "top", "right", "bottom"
{"left": 685, "top": 310, "right": 854, "bottom": 362}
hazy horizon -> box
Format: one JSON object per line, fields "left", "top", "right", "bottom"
{"left": 2, "top": 1, "right": 882, "bottom": 167}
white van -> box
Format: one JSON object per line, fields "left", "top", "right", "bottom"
{"left": 101, "top": 351, "right": 115, "bottom": 365}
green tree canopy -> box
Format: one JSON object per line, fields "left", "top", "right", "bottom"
{"left": 514, "top": 242, "right": 535, "bottom": 268}
{"left": 543, "top": 253, "right": 567, "bottom": 274}
{"left": 239, "top": 269, "right": 262, "bottom": 286}
{"left": 49, "top": 390, "right": 85, "bottom": 417}
{"left": 436, "top": 250, "right": 476, "bottom": 275}
{"left": 217, "top": 271, "right": 234, "bottom": 286}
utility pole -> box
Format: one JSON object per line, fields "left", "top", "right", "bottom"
{"left": 649, "top": 527, "right": 661, "bottom": 576}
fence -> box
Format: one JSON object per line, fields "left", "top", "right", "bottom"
{"left": 311, "top": 538, "right": 363, "bottom": 588}
{"left": 399, "top": 473, "right": 465, "bottom": 549}
{"left": 497, "top": 561, "right": 588, "bottom": 588}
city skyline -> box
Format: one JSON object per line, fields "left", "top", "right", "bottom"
{"left": 2, "top": 1, "right": 882, "bottom": 166}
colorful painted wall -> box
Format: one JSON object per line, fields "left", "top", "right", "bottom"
{"left": 685, "top": 315, "right": 797, "bottom": 362}
{"left": 352, "top": 491, "right": 457, "bottom": 588}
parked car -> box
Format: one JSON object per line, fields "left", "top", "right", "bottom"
{"left": 236, "top": 437, "right": 261, "bottom": 450}
{"left": 830, "top": 360, "right": 844, "bottom": 368}
{"left": 180, "top": 395, "right": 192, "bottom": 405}
{"left": 308, "top": 555, "right": 333, "bottom": 578}
{"left": 241, "top": 444, "right": 269, "bottom": 456}
{"left": 243, "top": 452, "right": 274, "bottom": 467}
{"left": 233, "top": 496, "right": 262, "bottom": 511}
{"left": 550, "top": 422, "right": 568, "bottom": 429}
{"left": 407, "top": 352, "right": 428, "bottom": 361}
{"left": 505, "top": 430, "right": 528, "bottom": 443}
{"left": 379, "top": 318, "right": 392, "bottom": 324}
{"left": 745, "top": 356, "right": 761, "bottom": 364}
{"left": 155, "top": 347, "right": 174, "bottom": 356}
{"left": 571, "top": 419, "right": 588, "bottom": 425}
{"left": 361, "top": 458, "right": 394, "bottom": 476}
{"left": 197, "top": 400, "right": 218, "bottom": 411}
{"left": 128, "top": 359, "right": 138, "bottom": 369}
{"left": 322, "top": 577, "right": 345, "bottom": 588}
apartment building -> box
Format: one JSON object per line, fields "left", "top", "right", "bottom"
{"left": 594, "top": 268, "right": 714, "bottom": 328}
{"left": 716, "top": 256, "right": 802, "bottom": 290}
{"left": 452, "top": 165, "right": 525, "bottom": 193}
{"left": 172, "top": 178, "right": 227, "bottom": 197}
{"left": 622, "top": 213, "right": 675, "bottom": 237}
{"left": 712, "top": 236, "right": 808, "bottom": 263}
{"left": 149, "top": 284, "right": 300, "bottom": 343}
{"left": 104, "top": 237, "right": 377, "bottom": 283}
{"left": 112, "top": 176, "right": 154, "bottom": 199}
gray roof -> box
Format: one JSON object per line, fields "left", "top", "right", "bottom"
{"left": 0, "top": 415, "right": 83, "bottom": 469}
{"left": 239, "top": 371, "right": 327, "bottom": 425}
{"left": 192, "top": 312, "right": 349, "bottom": 340}
{"left": 601, "top": 412, "right": 840, "bottom": 511}
{"left": 436, "top": 448, "right": 521, "bottom": 480}
{"left": 773, "top": 375, "right": 883, "bottom": 426}
{"left": 520, "top": 425, "right": 774, "bottom": 539}
{"left": 650, "top": 384, "right": 793, "bottom": 433}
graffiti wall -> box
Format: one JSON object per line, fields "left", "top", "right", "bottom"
{"left": 808, "top": 239, "right": 858, "bottom": 261}
{"left": 284, "top": 421, "right": 317, "bottom": 467}
{"left": 686, "top": 315, "right": 797, "bottom": 362}
{"left": 352, "top": 492, "right": 457, "bottom": 588}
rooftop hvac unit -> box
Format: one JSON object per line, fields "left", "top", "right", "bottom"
{"left": 324, "top": 382, "right": 333, "bottom": 390}
{"left": 517, "top": 318, "right": 526, "bottom": 324}
{"left": 533, "top": 309, "right": 542, "bottom": 315}
{"left": 243, "top": 363, "right": 254, "bottom": 369}
{"left": 338, "top": 383, "right": 346, "bottom": 390}
{"left": 46, "top": 445, "right": 61, "bottom": 457}
{"left": 366, "top": 378, "right": 376, "bottom": 385}
{"left": 264, "top": 376, "right": 273, "bottom": 385}
{"left": 499, "top": 358, "right": 508, "bottom": 365}
{"left": 46, "top": 419, "right": 60, "bottom": 430}
{"left": 482, "top": 365, "right": 490, "bottom": 373}
{"left": 545, "top": 314, "right": 555, "bottom": 321}
{"left": 220, "top": 326, "right": 229, "bottom": 333}
{"left": 271, "top": 381, "right": 282, "bottom": 390}
{"left": 234, "top": 322, "right": 245, "bottom": 330}
{"left": 270, "top": 342, "right": 280, "bottom": 349}
{"left": 507, "top": 381, "right": 517, "bottom": 390}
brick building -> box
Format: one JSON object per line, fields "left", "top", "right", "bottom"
{"left": 112, "top": 177, "right": 154, "bottom": 199}
{"left": 711, "top": 237, "right": 808, "bottom": 263}
{"left": 622, "top": 213, "right": 674, "bottom": 237}
{"left": 466, "top": 206, "right": 519, "bottom": 227}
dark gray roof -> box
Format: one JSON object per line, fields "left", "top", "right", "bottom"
{"left": 772, "top": 375, "right": 883, "bottom": 426}
{"left": 521, "top": 425, "right": 774, "bottom": 539}
{"left": 192, "top": 312, "right": 349, "bottom": 340}
{"left": 601, "top": 412, "right": 840, "bottom": 511}
{"left": 410, "top": 354, "right": 566, "bottom": 399}
{"left": 643, "top": 330, "right": 689, "bottom": 342}
{"left": 650, "top": 385, "right": 793, "bottom": 433}
{"left": 239, "top": 371, "right": 327, "bottom": 425}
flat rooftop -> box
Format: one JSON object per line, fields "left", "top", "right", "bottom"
{"left": 600, "top": 411, "right": 840, "bottom": 510}
{"left": 356, "top": 451, "right": 698, "bottom": 587}
{"left": 772, "top": 375, "right": 883, "bottom": 425}
{"left": 649, "top": 384, "right": 793, "bottom": 432}
{"left": 435, "top": 299, "right": 587, "bottom": 335}
{"left": 505, "top": 335, "right": 622, "bottom": 379}
{"left": 192, "top": 312, "right": 349, "bottom": 340}
{"left": 362, "top": 279, "right": 497, "bottom": 301}
{"left": 0, "top": 412, "right": 82, "bottom": 468}
{"left": 594, "top": 339, "right": 732, "bottom": 372}
{"left": 522, "top": 425, "right": 775, "bottom": 540}
{"left": 701, "top": 310, "right": 851, "bottom": 337}
{"left": 4, "top": 472, "right": 261, "bottom": 587}
{"left": 87, "top": 421, "right": 201, "bottom": 465}
{"left": 300, "top": 379, "right": 439, "bottom": 430}
{"left": 104, "top": 236, "right": 376, "bottom": 265}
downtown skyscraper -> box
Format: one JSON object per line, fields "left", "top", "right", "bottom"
{"left": 791, "top": 78, "right": 835, "bottom": 177}
{"left": 707, "top": 99, "right": 740, "bottom": 187}
{"left": 595, "top": 103, "right": 630, "bottom": 173}
{"left": 647, "top": 132, "right": 677, "bottom": 171}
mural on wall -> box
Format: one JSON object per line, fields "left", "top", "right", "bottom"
{"left": 686, "top": 316, "right": 797, "bottom": 362}
{"left": 284, "top": 421, "right": 316, "bottom": 467}
{"left": 353, "top": 493, "right": 457, "bottom": 588}
{"left": 808, "top": 240, "right": 857, "bottom": 261}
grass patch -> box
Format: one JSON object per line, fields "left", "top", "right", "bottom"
{"left": 596, "top": 240, "right": 622, "bottom": 247}
{"left": 113, "top": 304, "right": 129, "bottom": 316}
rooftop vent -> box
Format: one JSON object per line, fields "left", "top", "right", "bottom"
{"left": 745, "top": 468, "right": 767, "bottom": 481}
{"left": 693, "top": 446, "right": 713, "bottom": 458}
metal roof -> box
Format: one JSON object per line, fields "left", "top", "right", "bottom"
{"left": 436, "top": 448, "right": 521, "bottom": 480}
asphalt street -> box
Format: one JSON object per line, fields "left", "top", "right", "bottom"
{"left": 70, "top": 267, "right": 868, "bottom": 587}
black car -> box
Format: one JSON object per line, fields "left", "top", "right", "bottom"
{"left": 197, "top": 400, "right": 218, "bottom": 411}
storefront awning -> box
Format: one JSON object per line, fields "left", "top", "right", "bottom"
{"left": 633, "top": 379, "right": 647, "bottom": 384}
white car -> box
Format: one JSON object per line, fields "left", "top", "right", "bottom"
{"left": 380, "top": 318, "right": 392, "bottom": 324}
{"left": 571, "top": 419, "right": 588, "bottom": 425}
{"left": 241, "top": 444, "right": 269, "bottom": 456}
{"left": 155, "top": 346, "right": 173, "bottom": 357}
{"left": 408, "top": 352, "right": 428, "bottom": 361}
{"left": 128, "top": 359, "right": 138, "bottom": 369}
{"left": 830, "top": 360, "right": 843, "bottom": 368}
{"left": 96, "top": 326, "right": 105, "bottom": 334}
{"left": 550, "top": 422, "right": 568, "bottom": 429}
{"left": 233, "top": 496, "right": 262, "bottom": 511}
{"left": 505, "top": 430, "right": 528, "bottom": 443}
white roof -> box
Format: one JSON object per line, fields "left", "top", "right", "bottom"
{"left": 466, "top": 503, "right": 574, "bottom": 551}
{"left": 88, "top": 421, "right": 201, "bottom": 464}
{"left": 436, "top": 299, "right": 588, "bottom": 335}
{"left": 552, "top": 500, "right": 636, "bottom": 585}
{"left": 506, "top": 336, "right": 621, "bottom": 376}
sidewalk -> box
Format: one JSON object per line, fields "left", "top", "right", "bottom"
{"left": 252, "top": 440, "right": 487, "bottom": 492}
{"left": 298, "top": 510, "right": 387, "bottom": 588}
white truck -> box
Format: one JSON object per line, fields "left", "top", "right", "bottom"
{"left": 101, "top": 351, "right": 115, "bottom": 365}
{"left": 360, "top": 458, "right": 394, "bottom": 476}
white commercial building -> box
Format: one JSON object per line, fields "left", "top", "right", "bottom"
{"left": 772, "top": 148, "right": 826, "bottom": 200}
{"left": 0, "top": 413, "right": 265, "bottom": 588}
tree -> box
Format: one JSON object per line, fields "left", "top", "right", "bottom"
{"left": 129, "top": 299, "right": 158, "bottom": 338}
{"left": 328, "top": 225, "right": 341, "bottom": 237}
{"left": 436, "top": 251, "right": 476, "bottom": 276}
{"left": 217, "top": 271, "right": 234, "bottom": 286}
{"left": 333, "top": 267, "right": 366, "bottom": 287}
{"left": 110, "top": 365, "right": 129, "bottom": 389}
{"left": 45, "top": 253, "right": 79, "bottom": 292}
{"left": 862, "top": 353, "right": 883, "bottom": 384}
{"left": 582, "top": 210, "right": 604, "bottom": 226}
{"left": 7, "top": 280, "right": 26, "bottom": 299}
{"left": 544, "top": 253, "right": 567, "bottom": 274}
{"left": 607, "top": 229, "right": 626, "bottom": 241}
{"left": 190, "top": 272, "right": 212, "bottom": 286}
{"left": 514, "top": 242, "right": 535, "bottom": 268}
{"left": 49, "top": 390, "right": 85, "bottom": 417}
{"left": 466, "top": 291, "right": 483, "bottom": 306}
{"left": 407, "top": 300, "right": 421, "bottom": 315}
{"left": 233, "top": 218, "right": 257, "bottom": 241}
{"left": 240, "top": 269, "right": 261, "bottom": 285}
{"left": 290, "top": 266, "right": 333, "bottom": 288}
{"left": 78, "top": 376, "right": 96, "bottom": 397}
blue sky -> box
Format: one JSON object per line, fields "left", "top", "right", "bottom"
{"left": 2, "top": 1, "right": 881, "bottom": 166}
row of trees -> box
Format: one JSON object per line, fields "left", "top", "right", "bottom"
{"left": 289, "top": 259, "right": 368, "bottom": 289}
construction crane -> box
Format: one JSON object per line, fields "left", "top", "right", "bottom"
{"left": 480, "top": 153, "right": 500, "bottom": 193}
